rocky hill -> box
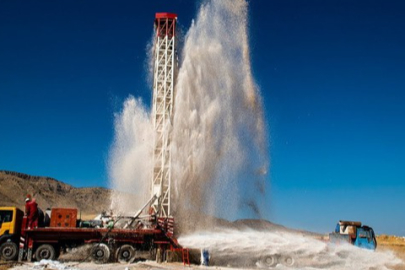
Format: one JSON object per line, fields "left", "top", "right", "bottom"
{"left": 0, "top": 170, "right": 111, "bottom": 215}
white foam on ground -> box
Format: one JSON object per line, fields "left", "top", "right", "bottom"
{"left": 32, "top": 260, "right": 81, "bottom": 270}
{"left": 179, "top": 229, "right": 403, "bottom": 269}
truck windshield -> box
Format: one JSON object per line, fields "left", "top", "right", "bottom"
{"left": 365, "top": 230, "right": 371, "bottom": 240}
{"left": 0, "top": 210, "right": 13, "bottom": 224}
{"left": 364, "top": 228, "right": 377, "bottom": 243}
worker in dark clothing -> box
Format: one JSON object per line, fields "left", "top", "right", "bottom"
{"left": 25, "top": 194, "right": 39, "bottom": 229}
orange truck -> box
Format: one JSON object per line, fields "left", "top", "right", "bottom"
{"left": 0, "top": 206, "right": 178, "bottom": 263}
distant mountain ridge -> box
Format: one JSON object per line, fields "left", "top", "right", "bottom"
{"left": 0, "top": 170, "right": 111, "bottom": 215}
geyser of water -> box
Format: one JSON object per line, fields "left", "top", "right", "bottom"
{"left": 171, "top": 0, "right": 268, "bottom": 229}
{"left": 108, "top": 97, "right": 152, "bottom": 214}
{"left": 109, "top": 0, "right": 268, "bottom": 224}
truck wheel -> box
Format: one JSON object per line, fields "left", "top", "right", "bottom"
{"left": 35, "top": 244, "right": 56, "bottom": 261}
{"left": 281, "top": 255, "right": 295, "bottom": 267}
{"left": 260, "top": 254, "right": 278, "bottom": 268}
{"left": 0, "top": 242, "right": 18, "bottom": 261}
{"left": 116, "top": 245, "right": 136, "bottom": 263}
{"left": 91, "top": 243, "right": 110, "bottom": 264}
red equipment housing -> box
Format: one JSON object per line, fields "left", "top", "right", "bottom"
{"left": 155, "top": 13, "right": 177, "bottom": 38}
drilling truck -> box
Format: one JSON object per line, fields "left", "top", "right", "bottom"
{"left": 0, "top": 197, "right": 183, "bottom": 263}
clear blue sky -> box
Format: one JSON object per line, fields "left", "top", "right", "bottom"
{"left": 1, "top": 0, "right": 404, "bottom": 236}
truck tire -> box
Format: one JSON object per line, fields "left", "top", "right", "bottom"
{"left": 0, "top": 242, "right": 18, "bottom": 261}
{"left": 116, "top": 244, "right": 136, "bottom": 263}
{"left": 260, "top": 254, "right": 278, "bottom": 268}
{"left": 280, "top": 255, "right": 295, "bottom": 267}
{"left": 91, "top": 243, "right": 110, "bottom": 264}
{"left": 35, "top": 244, "right": 56, "bottom": 261}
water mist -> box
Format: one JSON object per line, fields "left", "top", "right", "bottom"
{"left": 171, "top": 0, "right": 268, "bottom": 228}
{"left": 109, "top": 0, "right": 268, "bottom": 224}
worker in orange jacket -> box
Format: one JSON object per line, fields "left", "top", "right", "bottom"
{"left": 25, "top": 194, "right": 39, "bottom": 229}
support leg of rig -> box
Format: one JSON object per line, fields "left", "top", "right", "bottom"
{"left": 18, "top": 248, "right": 24, "bottom": 262}
{"left": 27, "top": 248, "right": 32, "bottom": 262}
{"left": 156, "top": 247, "right": 163, "bottom": 263}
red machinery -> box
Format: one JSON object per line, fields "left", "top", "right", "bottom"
{"left": 14, "top": 207, "right": 178, "bottom": 263}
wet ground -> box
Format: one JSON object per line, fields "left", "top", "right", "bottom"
{"left": 10, "top": 260, "right": 240, "bottom": 270}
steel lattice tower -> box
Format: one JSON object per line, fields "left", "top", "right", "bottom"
{"left": 151, "top": 13, "right": 177, "bottom": 217}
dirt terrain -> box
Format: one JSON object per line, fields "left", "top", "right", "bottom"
{"left": 0, "top": 171, "right": 110, "bottom": 215}
{"left": 377, "top": 235, "right": 405, "bottom": 270}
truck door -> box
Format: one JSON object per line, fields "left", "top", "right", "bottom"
{"left": 0, "top": 210, "right": 14, "bottom": 237}
{"left": 355, "top": 227, "right": 376, "bottom": 250}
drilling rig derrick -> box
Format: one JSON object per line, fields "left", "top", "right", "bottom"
{"left": 151, "top": 13, "right": 177, "bottom": 218}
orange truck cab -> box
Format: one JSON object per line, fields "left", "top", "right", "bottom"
{"left": 0, "top": 207, "right": 24, "bottom": 260}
